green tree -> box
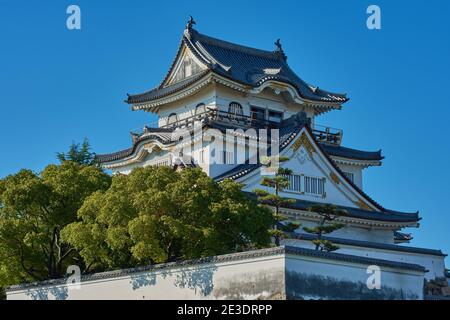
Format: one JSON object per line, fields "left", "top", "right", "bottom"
{"left": 253, "top": 156, "right": 300, "bottom": 246}
{"left": 57, "top": 139, "right": 96, "bottom": 165}
{"left": 61, "top": 166, "right": 273, "bottom": 271}
{"left": 303, "top": 204, "right": 347, "bottom": 252}
{"left": 0, "top": 162, "right": 111, "bottom": 289}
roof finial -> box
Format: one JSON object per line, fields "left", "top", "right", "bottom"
{"left": 274, "top": 39, "right": 283, "bottom": 51}
{"left": 186, "top": 15, "right": 196, "bottom": 30}
{"left": 274, "top": 38, "right": 287, "bottom": 61}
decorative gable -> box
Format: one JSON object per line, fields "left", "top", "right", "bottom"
{"left": 165, "top": 47, "right": 207, "bottom": 86}
{"left": 240, "top": 127, "right": 381, "bottom": 212}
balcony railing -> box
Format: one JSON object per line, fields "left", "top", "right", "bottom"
{"left": 312, "top": 125, "right": 343, "bottom": 146}
{"left": 132, "top": 108, "right": 343, "bottom": 146}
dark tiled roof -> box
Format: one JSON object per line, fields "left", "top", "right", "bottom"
{"left": 291, "top": 233, "right": 445, "bottom": 257}
{"left": 214, "top": 142, "right": 384, "bottom": 181}
{"left": 214, "top": 113, "right": 305, "bottom": 181}
{"left": 394, "top": 231, "right": 413, "bottom": 242}
{"left": 6, "top": 245, "right": 425, "bottom": 292}
{"left": 126, "top": 70, "right": 210, "bottom": 104}
{"left": 321, "top": 144, "right": 384, "bottom": 161}
{"left": 96, "top": 128, "right": 174, "bottom": 163}
{"left": 127, "top": 28, "right": 349, "bottom": 105}
{"left": 213, "top": 114, "right": 391, "bottom": 213}
{"left": 284, "top": 246, "right": 426, "bottom": 273}
{"left": 283, "top": 198, "right": 420, "bottom": 223}
{"left": 244, "top": 192, "right": 419, "bottom": 223}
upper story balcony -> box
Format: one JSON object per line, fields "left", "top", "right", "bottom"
{"left": 132, "top": 108, "right": 343, "bottom": 146}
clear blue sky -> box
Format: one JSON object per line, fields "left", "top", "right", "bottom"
{"left": 0, "top": 1, "right": 449, "bottom": 262}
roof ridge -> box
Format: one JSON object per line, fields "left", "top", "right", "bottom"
{"left": 188, "top": 28, "right": 281, "bottom": 61}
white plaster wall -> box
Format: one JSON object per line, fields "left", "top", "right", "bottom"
{"left": 8, "top": 254, "right": 285, "bottom": 301}
{"left": 241, "top": 144, "right": 362, "bottom": 209}
{"left": 157, "top": 85, "right": 216, "bottom": 127}
{"left": 336, "top": 163, "right": 363, "bottom": 189}
{"left": 284, "top": 238, "right": 446, "bottom": 280}
{"left": 215, "top": 86, "right": 315, "bottom": 121}
{"left": 285, "top": 254, "right": 424, "bottom": 300}
{"left": 8, "top": 249, "right": 425, "bottom": 300}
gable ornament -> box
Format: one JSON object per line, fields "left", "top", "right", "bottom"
{"left": 330, "top": 172, "right": 340, "bottom": 185}
{"left": 355, "top": 199, "right": 372, "bottom": 211}
{"left": 292, "top": 132, "right": 315, "bottom": 156}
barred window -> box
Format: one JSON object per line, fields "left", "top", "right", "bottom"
{"left": 283, "top": 174, "right": 325, "bottom": 197}
{"left": 343, "top": 172, "right": 355, "bottom": 183}
{"left": 284, "top": 174, "right": 302, "bottom": 192}
{"left": 222, "top": 151, "right": 234, "bottom": 164}
{"left": 228, "top": 102, "right": 243, "bottom": 116}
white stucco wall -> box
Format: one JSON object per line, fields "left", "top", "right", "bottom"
{"left": 284, "top": 238, "right": 446, "bottom": 280}
{"left": 336, "top": 163, "right": 363, "bottom": 189}
{"left": 285, "top": 254, "right": 424, "bottom": 300}
{"left": 7, "top": 247, "right": 425, "bottom": 300}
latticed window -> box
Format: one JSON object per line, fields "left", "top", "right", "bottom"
{"left": 342, "top": 172, "right": 355, "bottom": 183}
{"left": 228, "top": 102, "right": 243, "bottom": 116}
{"left": 222, "top": 151, "right": 234, "bottom": 164}
{"left": 284, "top": 174, "right": 302, "bottom": 192}
{"left": 304, "top": 176, "right": 325, "bottom": 196}
{"left": 282, "top": 174, "right": 326, "bottom": 197}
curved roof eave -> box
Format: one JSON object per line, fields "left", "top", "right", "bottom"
{"left": 126, "top": 27, "right": 349, "bottom": 106}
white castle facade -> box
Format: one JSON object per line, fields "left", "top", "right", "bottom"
{"left": 7, "top": 19, "right": 449, "bottom": 300}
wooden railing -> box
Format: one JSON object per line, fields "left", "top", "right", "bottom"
{"left": 134, "top": 108, "right": 343, "bottom": 146}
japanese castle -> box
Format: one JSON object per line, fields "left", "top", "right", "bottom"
{"left": 8, "top": 18, "right": 449, "bottom": 300}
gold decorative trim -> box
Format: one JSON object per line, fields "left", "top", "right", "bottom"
{"left": 292, "top": 132, "right": 315, "bottom": 155}
{"left": 355, "top": 199, "right": 372, "bottom": 211}
{"left": 330, "top": 172, "right": 340, "bottom": 185}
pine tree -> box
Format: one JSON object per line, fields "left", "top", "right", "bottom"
{"left": 303, "top": 204, "right": 347, "bottom": 252}
{"left": 57, "top": 138, "right": 96, "bottom": 166}
{"left": 254, "top": 156, "right": 300, "bottom": 246}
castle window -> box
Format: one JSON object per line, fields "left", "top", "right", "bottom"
{"left": 195, "top": 103, "right": 206, "bottom": 116}
{"left": 200, "top": 150, "right": 205, "bottom": 164}
{"left": 222, "top": 151, "right": 234, "bottom": 164}
{"left": 228, "top": 102, "right": 243, "bottom": 116}
{"left": 283, "top": 174, "right": 325, "bottom": 197}
{"left": 304, "top": 176, "right": 325, "bottom": 196}
{"left": 167, "top": 113, "right": 178, "bottom": 126}
{"left": 251, "top": 106, "right": 265, "bottom": 121}
{"left": 342, "top": 172, "right": 355, "bottom": 183}
{"left": 268, "top": 110, "right": 283, "bottom": 123}
{"left": 284, "top": 174, "right": 302, "bottom": 192}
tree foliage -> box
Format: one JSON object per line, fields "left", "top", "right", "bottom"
{"left": 254, "top": 156, "right": 299, "bottom": 246}
{"left": 56, "top": 139, "right": 96, "bottom": 166}
{"left": 304, "top": 204, "right": 347, "bottom": 252}
{"left": 61, "top": 166, "right": 273, "bottom": 271}
{"left": 0, "top": 162, "right": 111, "bottom": 288}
